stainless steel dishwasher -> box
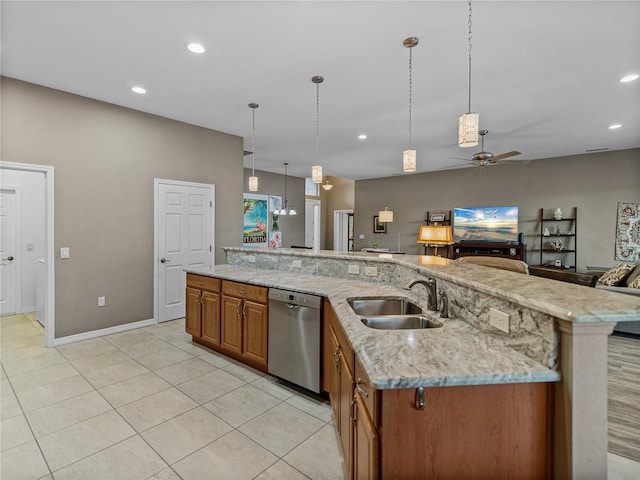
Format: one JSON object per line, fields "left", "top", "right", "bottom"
{"left": 268, "top": 288, "right": 322, "bottom": 393}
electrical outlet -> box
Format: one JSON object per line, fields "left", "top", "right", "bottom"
{"left": 490, "top": 308, "right": 510, "bottom": 333}
{"left": 98, "top": 296, "right": 106, "bottom": 307}
{"left": 60, "top": 247, "right": 70, "bottom": 259}
{"left": 359, "top": 234, "right": 365, "bottom": 239}
{"left": 348, "top": 264, "right": 360, "bottom": 275}
{"left": 292, "top": 259, "right": 302, "bottom": 268}
{"left": 364, "top": 266, "right": 378, "bottom": 277}
{"left": 247, "top": 255, "right": 256, "bottom": 263}
{"left": 26, "top": 243, "right": 34, "bottom": 252}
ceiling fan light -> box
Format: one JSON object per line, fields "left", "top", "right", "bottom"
{"left": 403, "top": 149, "right": 416, "bottom": 172}
{"left": 312, "top": 165, "right": 323, "bottom": 184}
{"left": 458, "top": 112, "right": 479, "bottom": 147}
{"left": 248, "top": 176, "right": 258, "bottom": 192}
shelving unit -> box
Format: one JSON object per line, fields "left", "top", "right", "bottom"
{"left": 538, "top": 207, "right": 577, "bottom": 271}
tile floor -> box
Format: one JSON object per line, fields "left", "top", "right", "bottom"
{"left": 1, "top": 313, "right": 639, "bottom": 479}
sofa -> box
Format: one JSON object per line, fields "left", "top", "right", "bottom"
{"left": 589, "top": 262, "right": 640, "bottom": 335}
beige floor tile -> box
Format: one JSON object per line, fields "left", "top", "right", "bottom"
{"left": 286, "top": 394, "right": 333, "bottom": 423}
{"left": 142, "top": 322, "right": 185, "bottom": 340}
{"left": 172, "top": 430, "right": 278, "bottom": 480}
{"left": 1, "top": 414, "right": 34, "bottom": 452}
{"left": 177, "top": 369, "right": 245, "bottom": 404}
{"left": 1, "top": 349, "right": 67, "bottom": 377}
{"left": 1, "top": 391, "right": 23, "bottom": 420}
{"left": 1, "top": 334, "right": 45, "bottom": 354}
{"left": 175, "top": 340, "right": 212, "bottom": 357}
{"left": 222, "top": 361, "right": 265, "bottom": 383}
{"left": 198, "top": 350, "right": 232, "bottom": 368}
{"left": 98, "top": 372, "right": 170, "bottom": 408}
{"left": 0, "top": 343, "right": 49, "bottom": 363}
{"left": 119, "top": 338, "right": 173, "bottom": 359}
{"left": 117, "top": 387, "right": 198, "bottom": 432}
{"left": 82, "top": 358, "right": 150, "bottom": 389}
{"left": 154, "top": 356, "right": 216, "bottom": 385}
{"left": 67, "top": 349, "right": 130, "bottom": 374}
{"left": 238, "top": 402, "right": 325, "bottom": 457}
{"left": 56, "top": 337, "right": 117, "bottom": 361}
{"left": 25, "top": 390, "right": 112, "bottom": 438}
{"left": 608, "top": 452, "right": 640, "bottom": 480}
{"left": 9, "top": 362, "right": 77, "bottom": 392}
{"left": 103, "top": 329, "right": 157, "bottom": 349}
{"left": 1, "top": 371, "right": 14, "bottom": 397}
{"left": 251, "top": 377, "right": 297, "bottom": 401}
{"left": 146, "top": 467, "right": 183, "bottom": 480}
{"left": 284, "top": 424, "right": 346, "bottom": 480}
{"left": 204, "top": 384, "right": 281, "bottom": 428}
{"left": 135, "top": 346, "right": 193, "bottom": 370}
{"left": 51, "top": 435, "right": 167, "bottom": 480}
{"left": 38, "top": 410, "right": 135, "bottom": 471}
{"left": 163, "top": 331, "right": 194, "bottom": 347}
{"left": 141, "top": 406, "right": 233, "bottom": 464}
{"left": 16, "top": 375, "right": 93, "bottom": 412}
{"left": 254, "top": 460, "right": 311, "bottom": 480}
{"left": 0, "top": 439, "right": 50, "bottom": 480}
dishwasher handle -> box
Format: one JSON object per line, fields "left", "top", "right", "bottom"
{"left": 286, "top": 303, "right": 301, "bottom": 309}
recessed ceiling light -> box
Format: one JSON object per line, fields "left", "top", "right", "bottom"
{"left": 620, "top": 74, "right": 639, "bottom": 83}
{"left": 609, "top": 124, "right": 622, "bottom": 130}
{"left": 187, "top": 43, "right": 205, "bottom": 54}
{"left": 358, "top": 134, "right": 367, "bottom": 140}
{"left": 131, "top": 86, "right": 146, "bottom": 94}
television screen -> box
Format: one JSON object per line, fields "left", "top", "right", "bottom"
{"left": 453, "top": 206, "right": 519, "bottom": 243}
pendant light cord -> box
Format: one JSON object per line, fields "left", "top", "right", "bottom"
{"left": 408, "top": 45, "right": 413, "bottom": 150}
{"left": 467, "top": 0, "right": 473, "bottom": 114}
{"left": 251, "top": 107, "right": 256, "bottom": 176}
{"left": 283, "top": 163, "right": 288, "bottom": 209}
{"left": 315, "top": 82, "right": 320, "bottom": 166}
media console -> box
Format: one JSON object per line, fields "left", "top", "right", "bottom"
{"left": 452, "top": 242, "right": 526, "bottom": 261}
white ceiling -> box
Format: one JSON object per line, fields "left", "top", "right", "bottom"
{"left": 2, "top": 1, "right": 639, "bottom": 180}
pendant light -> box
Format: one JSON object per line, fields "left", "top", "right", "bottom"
{"left": 458, "top": 0, "right": 479, "bottom": 148}
{"left": 403, "top": 37, "right": 418, "bottom": 173}
{"left": 275, "top": 162, "right": 296, "bottom": 216}
{"left": 311, "top": 76, "right": 324, "bottom": 183}
{"left": 321, "top": 177, "right": 334, "bottom": 191}
{"left": 248, "top": 103, "right": 259, "bottom": 191}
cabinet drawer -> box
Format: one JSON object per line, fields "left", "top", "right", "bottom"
{"left": 222, "top": 280, "right": 267, "bottom": 303}
{"left": 187, "top": 274, "right": 220, "bottom": 292}
{"left": 355, "top": 357, "right": 379, "bottom": 427}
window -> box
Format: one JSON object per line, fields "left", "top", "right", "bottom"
{"left": 305, "top": 178, "right": 319, "bottom": 197}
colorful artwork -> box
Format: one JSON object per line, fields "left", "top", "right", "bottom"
{"left": 243, "top": 194, "right": 268, "bottom": 247}
{"left": 615, "top": 202, "right": 640, "bottom": 261}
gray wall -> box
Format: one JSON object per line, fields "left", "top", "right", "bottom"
{"left": 242, "top": 167, "right": 305, "bottom": 248}
{"left": 354, "top": 149, "right": 640, "bottom": 272}
{"left": 1, "top": 77, "right": 244, "bottom": 337}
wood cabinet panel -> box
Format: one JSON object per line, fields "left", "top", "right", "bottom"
{"left": 221, "top": 295, "right": 243, "bottom": 355}
{"left": 338, "top": 347, "right": 354, "bottom": 480}
{"left": 185, "top": 287, "right": 202, "bottom": 337}
{"left": 222, "top": 280, "right": 267, "bottom": 303}
{"left": 242, "top": 300, "right": 268, "bottom": 367}
{"left": 187, "top": 274, "right": 220, "bottom": 292}
{"left": 355, "top": 358, "right": 378, "bottom": 427}
{"left": 201, "top": 291, "right": 221, "bottom": 344}
{"left": 354, "top": 392, "right": 379, "bottom": 480}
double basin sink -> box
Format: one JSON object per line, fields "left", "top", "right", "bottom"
{"left": 347, "top": 297, "right": 443, "bottom": 330}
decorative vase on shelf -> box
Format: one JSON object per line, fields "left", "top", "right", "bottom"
{"left": 554, "top": 208, "right": 562, "bottom": 220}
{"left": 543, "top": 227, "right": 550, "bottom": 236}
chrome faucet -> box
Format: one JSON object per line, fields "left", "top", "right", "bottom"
{"left": 403, "top": 278, "right": 438, "bottom": 311}
{"left": 438, "top": 290, "right": 449, "bottom": 318}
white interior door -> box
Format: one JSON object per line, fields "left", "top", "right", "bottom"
{"left": 305, "top": 199, "right": 321, "bottom": 248}
{"left": 156, "top": 180, "right": 214, "bottom": 322}
{"left": 0, "top": 188, "right": 19, "bottom": 315}
{"left": 333, "top": 210, "right": 353, "bottom": 251}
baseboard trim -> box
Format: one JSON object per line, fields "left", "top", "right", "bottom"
{"left": 53, "top": 318, "right": 156, "bottom": 346}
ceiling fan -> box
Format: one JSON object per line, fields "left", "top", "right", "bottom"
{"left": 453, "top": 130, "right": 522, "bottom": 167}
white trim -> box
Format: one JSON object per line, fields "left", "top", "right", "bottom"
{"left": 153, "top": 178, "right": 215, "bottom": 324}
{"left": 333, "top": 209, "right": 353, "bottom": 251}
{"left": 53, "top": 318, "right": 155, "bottom": 347}
{"left": 0, "top": 161, "right": 55, "bottom": 348}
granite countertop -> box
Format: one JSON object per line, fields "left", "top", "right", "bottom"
{"left": 186, "top": 264, "right": 561, "bottom": 390}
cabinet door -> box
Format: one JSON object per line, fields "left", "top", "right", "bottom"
{"left": 324, "top": 325, "right": 341, "bottom": 422}
{"left": 221, "top": 295, "right": 243, "bottom": 355}
{"left": 185, "top": 287, "right": 202, "bottom": 337}
{"left": 339, "top": 349, "right": 354, "bottom": 480}
{"left": 201, "top": 291, "right": 221, "bottom": 345}
{"left": 242, "top": 300, "right": 268, "bottom": 367}
{"left": 354, "top": 392, "right": 379, "bottom": 480}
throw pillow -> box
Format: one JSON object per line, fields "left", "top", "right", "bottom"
{"left": 629, "top": 275, "right": 640, "bottom": 289}
{"left": 624, "top": 261, "right": 640, "bottom": 286}
{"left": 598, "top": 263, "right": 636, "bottom": 286}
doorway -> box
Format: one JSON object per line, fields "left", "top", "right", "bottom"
{"left": 0, "top": 161, "right": 55, "bottom": 347}
{"left": 305, "top": 199, "right": 321, "bottom": 249}
{"left": 154, "top": 179, "right": 215, "bottom": 323}
{"left": 333, "top": 210, "right": 353, "bottom": 251}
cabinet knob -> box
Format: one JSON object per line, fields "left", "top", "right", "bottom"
{"left": 415, "top": 387, "right": 425, "bottom": 410}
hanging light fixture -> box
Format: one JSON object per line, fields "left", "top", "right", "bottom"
{"left": 458, "top": 0, "right": 479, "bottom": 147}
{"left": 274, "top": 162, "right": 296, "bottom": 216}
{"left": 321, "top": 177, "right": 334, "bottom": 191}
{"left": 403, "top": 37, "right": 418, "bottom": 173}
{"left": 248, "top": 103, "right": 259, "bottom": 192}
{"left": 311, "top": 75, "right": 324, "bottom": 183}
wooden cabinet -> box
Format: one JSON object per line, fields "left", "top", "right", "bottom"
{"left": 185, "top": 275, "right": 268, "bottom": 372}
{"left": 353, "top": 359, "right": 379, "bottom": 480}
{"left": 186, "top": 274, "right": 221, "bottom": 341}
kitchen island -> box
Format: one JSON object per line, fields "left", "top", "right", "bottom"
{"left": 186, "top": 248, "right": 640, "bottom": 479}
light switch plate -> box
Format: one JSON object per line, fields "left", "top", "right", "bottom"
{"left": 359, "top": 234, "right": 365, "bottom": 239}
{"left": 489, "top": 308, "right": 510, "bottom": 333}
{"left": 348, "top": 264, "right": 360, "bottom": 275}
{"left": 60, "top": 247, "right": 70, "bottom": 259}
{"left": 26, "top": 243, "right": 34, "bottom": 252}
{"left": 98, "top": 296, "right": 106, "bottom": 307}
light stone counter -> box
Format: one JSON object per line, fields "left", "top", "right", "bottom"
{"left": 186, "top": 263, "right": 561, "bottom": 389}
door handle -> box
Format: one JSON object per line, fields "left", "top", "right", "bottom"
{"left": 4, "top": 256, "right": 14, "bottom": 261}
{"left": 160, "top": 258, "right": 171, "bottom": 263}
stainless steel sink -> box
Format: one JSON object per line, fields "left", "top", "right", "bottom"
{"left": 347, "top": 297, "right": 422, "bottom": 316}
{"left": 360, "top": 315, "right": 443, "bottom": 330}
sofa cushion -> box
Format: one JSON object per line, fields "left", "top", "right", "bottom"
{"left": 628, "top": 275, "right": 640, "bottom": 289}
{"left": 598, "top": 263, "right": 636, "bottom": 286}
{"left": 624, "top": 262, "right": 640, "bottom": 286}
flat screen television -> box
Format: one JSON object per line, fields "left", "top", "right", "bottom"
{"left": 453, "top": 206, "right": 519, "bottom": 243}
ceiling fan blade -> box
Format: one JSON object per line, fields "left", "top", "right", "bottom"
{"left": 489, "top": 151, "right": 521, "bottom": 162}
{"left": 451, "top": 156, "right": 471, "bottom": 161}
